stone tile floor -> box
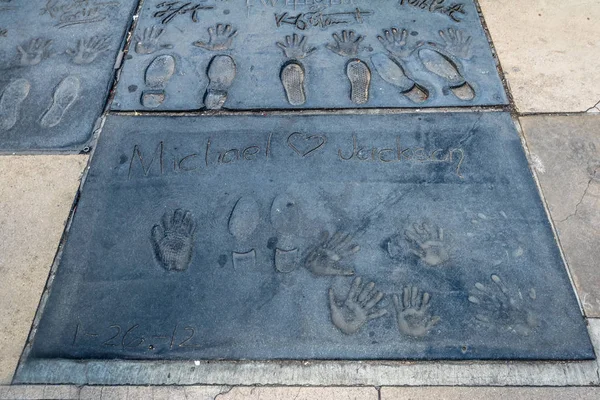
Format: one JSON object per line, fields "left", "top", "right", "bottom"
{"left": 1, "top": 0, "right": 600, "bottom": 398}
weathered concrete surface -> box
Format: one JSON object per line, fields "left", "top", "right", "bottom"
{"left": 479, "top": 0, "right": 600, "bottom": 113}
{"left": 0, "top": 385, "right": 374, "bottom": 400}
{"left": 381, "top": 387, "right": 600, "bottom": 399}
{"left": 0, "top": 155, "right": 87, "bottom": 384}
{"left": 521, "top": 115, "right": 600, "bottom": 317}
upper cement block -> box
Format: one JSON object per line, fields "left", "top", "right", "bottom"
{"left": 112, "top": 0, "right": 507, "bottom": 110}
{"left": 19, "top": 112, "right": 592, "bottom": 377}
{"left": 0, "top": 0, "right": 137, "bottom": 152}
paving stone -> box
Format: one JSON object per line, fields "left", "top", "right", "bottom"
{"left": 41, "top": 385, "right": 80, "bottom": 399}
{"left": 98, "top": 386, "right": 128, "bottom": 400}
{"left": 0, "top": 385, "right": 44, "bottom": 400}
{"left": 152, "top": 386, "right": 187, "bottom": 400}
{"left": 478, "top": 0, "right": 600, "bottom": 113}
{"left": 520, "top": 115, "right": 600, "bottom": 317}
{"left": 381, "top": 387, "right": 600, "bottom": 399}
{"left": 123, "top": 386, "right": 153, "bottom": 400}
{"left": 113, "top": 0, "right": 506, "bottom": 110}
{"left": 14, "top": 112, "right": 593, "bottom": 385}
{"left": 0, "top": 0, "right": 138, "bottom": 151}
{"left": 0, "top": 155, "right": 88, "bottom": 384}
{"left": 183, "top": 386, "right": 232, "bottom": 399}
{"left": 78, "top": 386, "right": 103, "bottom": 400}
{"left": 216, "top": 386, "right": 378, "bottom": 400}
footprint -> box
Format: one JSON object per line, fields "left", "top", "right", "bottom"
{"left": 0, "top": 78, "right": 30, "bottom": 131}
{"left": 232, "top": 249, "right": 256, "bottom": 270}
{"left": 229, "top": 196, "right": 260, "bottom": 241}
{"left": 274, "top": 248, "right": 299, "bottom": 273}
{"left": 417, "top": 48, "right": 475, "bottom": 101}
{"left": 371, "top": 53, "right": 428, "bottom": 103}
{"left": 204, "top": 55, "right": 236, "bottom": 110}
{"left": 229, "top": 196, "right": 259, "bottom": 269}
{"left": 39, "top": 76, "right": 80, "bottom": 128}
{"left": 281, "top": 61, "right": 306, "bottom": 106}
{"left": 346, "top": 59, "right": 370, "bottom": 105}
{"left": 270, "top": 194, "right": 302, "bottom": 273}
{"left": 141, "top": 54, "right": 175, "bottom": 108}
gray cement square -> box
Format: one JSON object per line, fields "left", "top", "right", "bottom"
{"left": 0, "top": 0, "right": 138, "bottom": 152}
{"left": 14, "top": 112, "right": 593, "bottom": 385}
{"left": 521, "top": 115, "right": 600, "bottom": 317}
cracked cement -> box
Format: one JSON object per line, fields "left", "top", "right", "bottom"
{"left": 521, "top": 114, "right": 600, "bottom": 317}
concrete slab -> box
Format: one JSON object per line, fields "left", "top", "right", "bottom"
{"left": 0, "top": 1, "right": 138, "bottom": 152}
{"left": 381, "top": 387, "right": 600, "bottom": 400}
{"left": 216, "top": 387, "right": 378, "bottom": 400}
{"left": 478, "top": 0, "right": 600, "bottom": 113}
{"left": 22, "top": 112, "right": 592, "bottom": 367}
{"left": 113, "top": 0, "right": 507, "bottom": 110}
{"left": 0, "top": 155, "right": 87, "bottom": 384}
{"left": 520, "top": 115, "right": 600, "bottom": 317}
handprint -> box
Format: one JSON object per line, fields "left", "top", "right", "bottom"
{"left": 276, "top": 34, "right": 316, "bottom": 59}
{"left": 393, "top": 286, "right": 440, "bottom": 337}
{"left": 151, "top": 209, "right": 196, "bottom": 272}
{"left": 405, "top": 221, "right": 449, "bottom": 266}
{"left": 438, "top": 28, "right": 472, "bottom": 59}
{"left": 66, "top": 35, "right": 110, "bottom": 65}
{"left": 134, "top": 26, "right": 173, "bottom": 55}
{"left": 193, "top": 23, "right": 238, "bottom": 51}
{"left": 305, "top": 230, "right": 359, "bottom": 276}
{"left": 468, "top": 274, "right": 539, "bottom": 336}
{"left": 326, "top": 30, "right": 364, "bottom": 57}
{"left": 329, "top": 277, "right": 387, "bottom": 335}
{"left": 17, "top": 38, "right": 53, "bottom": 66}
{"left": 377, "top": 27, "right": 413, "bottom": 59}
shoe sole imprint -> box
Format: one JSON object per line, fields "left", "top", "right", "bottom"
{"left": 0, "top": 78, "right": 30, "bottom": 131}
{"left": 418, "top": 48, "right": 475, "bottom": 101}
{"left": 40, "top": 76, "right": 80, "bottom": 129}
{"left": 275, "top": 248, "right": 299, "bottom": 273}
{"left": 281, "top": 61, "right": 306, "bottom": 106}
{"left": 204, "top": 55, "right": 236, "bottom": 110}
{"left": 346, "top": 59, "right": 370, "bottom": 105}
{"left": 142, "top": 54, "right": 176, "bottom": 108}
{"left": 371, "top": 53, "right": 428, "bottom": 103}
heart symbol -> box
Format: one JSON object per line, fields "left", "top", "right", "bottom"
{"left": 287, "top": 132, "right": 327, "bottom": 157}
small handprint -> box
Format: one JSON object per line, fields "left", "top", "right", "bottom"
{"left": 135, "top": 26, "right": 173, "bottom": 55}
{"left": 17, "top": 38, "right": 53, "bottom": 66}
{"left": 193, "top": 23, "right": 238, "bottom": 51}
{"left": 326, "top": 30, "right": 364, "bottom": 57}
{"left": 305, "top": 230, "right": 359, "bottom": 276}
{"left": 405, "top": 221, "right": 449, "bottom": 266}
{"left": 151, "top": 209, "right": 197, "bottom": 272}
{"left": 377, "top": 27, "right": 413, "bottom": 59}
{"left": 329, "top": 277, "right": 387, "bottom": 335}
{"left": 469, "top": 274, "right": 539, "bottom": 336}
{"left": 393, "top": 286, "right": 440, "bottom": 337}
{"left": 439, "top": 28, "right": 472, "bottom": 59}
{"left": 276, "top": 33, "right": 316, "bottom": 59}
{"left": 66, "top": 35, "right": 110, "bottom": 65}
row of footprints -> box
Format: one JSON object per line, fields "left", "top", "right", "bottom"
{"left": 136, "top": 26, "right": 476, "bottom": 108}
{"left": 282, "top": 51, "right": 475, "bottom": 106}
{"left": 139, "top": 50, "right": 473, "bottom": 109}
{"left": 0, "top": 76, "right": 80, "bottom": 131}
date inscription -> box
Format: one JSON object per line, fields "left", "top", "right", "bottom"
{"left": 72, "top": 320, "right": 203, "bottom": 351}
